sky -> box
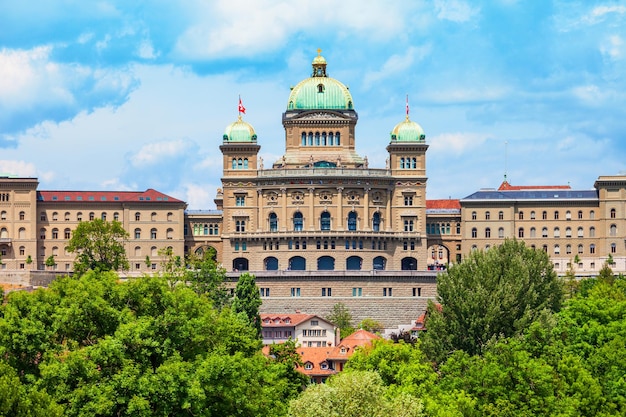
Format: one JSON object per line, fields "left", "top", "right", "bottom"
{"left": 1, "top": 0, "right": 626, "bottom": 209}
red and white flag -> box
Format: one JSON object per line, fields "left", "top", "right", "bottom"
{"left": 406, "top": 94, "right": 409, "bottom": 117}
{"left": 238, "top": 96, "right": 246, "bottom": 114}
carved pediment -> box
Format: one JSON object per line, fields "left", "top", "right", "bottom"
{"left": 295, "top": 112, "right": 347, "bottom": 121}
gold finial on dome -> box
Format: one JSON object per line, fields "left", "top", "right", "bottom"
{"left": 312, "top": 48, "right": 327, "bottom": 77}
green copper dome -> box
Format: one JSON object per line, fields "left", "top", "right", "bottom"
{"left": 390, "top": 117, "right": 426, "bottom": 142}
{"left": 223, "top": 116, "right": 257, "bottom": 143}
{"left": 287, "top": 51, "right": 354, "bottom": 111}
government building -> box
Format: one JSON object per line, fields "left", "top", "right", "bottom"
{"left": 2, "top": 51, "right": 626, "bottom": 327}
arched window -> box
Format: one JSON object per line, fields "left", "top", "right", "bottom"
{"left": 89, "top": 212, "right": 95, "bottom": 220}
{"left": 471, "top": 228, "right": 477, "bottom": 238}
{"left": 554, "top": 245, "right": 560, "bottom": 255}
{"left": 301, "top": 132, "right": 306, "bottom": 146}
{"left": 135, "top": 212, "right": 140, "bottom": 221}
{"left": 565, "top": 227, "right": 572, "bottom": 237}
{"left": 401, "top": 257, "right": 417, "bottom": 270}
{"left": 530, "top": 211, "right": 536, "bottom": 219}
{"left": 400, "top": 158, "right": 405, "bottom": 169}
{"left": 315, "top": 132, "right": 320, "bottom": 146}
{"left": 610, "top": 224, "right": 617, "bottom": 236}
{"left": 232, "top": 159, "right": 237, "bottom": 169}
{"left": 610, "top": 208, "right": 616, "bottom": 218}
{"left": 293, "top": 212, "right": 303, "bottom": 231}
{"left": 578, "top": 227, "right": 584, "bottom": 237}
{"left": 0, "top": 227, "right": 8, "bottom": 239}
{"left": 308, "top": 132, "right": 313, "bottom": 146}
{"left": 64, "top": 228, "right": 71, "bottom": 239}
{"left": 150, "top": 228, "right": 157, "bottom": 239}
{"left": 347, "top": 211, "right": 357, "bottom": 231}
{"left": 589, "top": 227, "right": 595, "bottom": 237}
{"left": 336, "top": 132, "right": 340, "bottom": 145}
{"left": 19, "top": 211, "right": 25, "bottom": 220}
{"left": 372, "top": 212, "right": 381, "bottom": 232}
{"left": 317, "top": 256, "right": 335, "bottom": 271}
{"left": 578, "top": 244, "right": 584, "bottom": 254}
{"left": 134, "top": 228, "right": 141, "bottom": 239}
{"left": 499, "top": 211, "right": 504, "bottom": 220}
{"left": 554, "top": 227, "right": 560, "bottom": 238}
{"left": 135, "top": 246, "right": 141, "bottom": 256}
{"left": 322, "top": 132, "right": 327, "bottom": 146}
{"left": 471, "top": 211, "right": 477, "bottom": 220}
{"left": 373, "top": 256, "right": 386, "bottom": 270}
{"left": 166, "top": 228, "right": 173, "bottom": 239}
{"left": 346, "top": 256, "right": 362, "bottom": 270}
{"left": 519, "top": 211, "right": 524, "bottom": 220}
{"left": 485, "top": 228, "right": 491, "bottom": 238}
{"left": 411, "top": 158, "right": 417, "bottom": 168}
{"left": 233, "top": 258, "right": 249, "bottom": 271}
{"left": 320, "top": 212, "right": 331, "bottom": 231}
{"left": 101, "top": 212, "right": 107, "bottom": 221}
{"left": 151, "top": 212, "right": 157, "bottom": 221}
{"left": 265, "top": 257, "right": 279, "bottom": 271}
{"left": 328, "top": 132, "right": 334, "bottom": 145}
{"left": 530, "top": 227, "right": 536, "bottom": 237}
{"left": 485, "top": 211, "right": 490, "bottom": 220}
{"left": 269, "top": 213, "right": 278, "bottom": 232}
{"left": 18, "top": 227, "right": 26, "bottom": 239}
{"left": 243, "top": 158, "right": 249, "bottom": 169}
{"left": 289, "top": 256, "right": 306, "bottom": 271}
{"left": 518, "top": 227, "right": 524, "bottom": 238}
{"left": 498, "top": 227, "right": 504, "bottom": 238}
{"left": 542, "top": 227, "right": 548, "bottom": 238}
{"left": 51, "top": 228, "right": 58, "bottom": 239}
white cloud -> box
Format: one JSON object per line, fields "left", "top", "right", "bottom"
{"left": 363, "top": 45, "right": 432, "bottom": 88}
{"left": 138, "top": 39, "right": 159, "bottom": 59}
{"left": 434, "top": 0, "right": 480, "bottom": 23}
{"left": 428, "top": 132, "right": 490, "bottom": 154}
{"left": 181, "top": 183, "right": 215, "bottom": 210}
{"left": 130, "top": 138, "right": 194, "bottom": 167}
{"left": 586, "top": 5, "right": 626, "bottom": 24}
{"left": 0, "top": 160, "right": 37, "bottom": 177}
{"left": 600, "top": 35, "right": 624, "bottom": 60}
{"left": 174, "top": 0, "right": 417, "bottom": 60}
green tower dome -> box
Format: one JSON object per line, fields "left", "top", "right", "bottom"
{"left": 223, "top": 116, "right": 257, "bottom": 143}
{"left": 287, "top": 50, "right": 354, "bottom": 111}
{"left": 390, "top": 116, "right": 426, "bottom": 142}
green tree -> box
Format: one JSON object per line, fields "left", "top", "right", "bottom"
{"left": 421, "top": 239, "right": 564, "bottom": 363}
{"left": 289, "top": 370, "right": 424, "bottom": 417}
{"left": 232, "top": 273, "right": 262, "bottom": 337}
{"left": 358, "top": 318, "right": 384, "bottom": 333}
{"left": 66, "top": 219, "right": 129, "bottom": 276}
{"left": 185, "top": 249, "right": 231, "bottom": 309}
{"left": 327, "top": 303, "right": 355, "bottom": 339}
{"left": 44, "top": 255, "right": 56, "bottom": 270}
{"left": 0, "top": 361, "right": 63, "bottom": 417}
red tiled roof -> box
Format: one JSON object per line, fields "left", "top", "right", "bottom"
{"left": 426, "top": 199, "right": 461, "bottom": 209}
{"left": 261, "top": 313, "right": 330, "bottom": 327}
{"left": 297, "top": 347, "right": 337, "bottom": 377}
{"left": 497, "top": 181, "right": 571, "bottom": 191}
{"left": 327, "top": 329, "right": 380, "bottom": 360}
{"left": 36, "top": 189, "right": 184, "bottom": 203}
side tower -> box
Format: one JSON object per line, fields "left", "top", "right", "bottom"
{"left": 219, "top": 115, "right": 261, "bottom": 271}
{"left": 387, "top": 112, "right": 429, "bottom": 270}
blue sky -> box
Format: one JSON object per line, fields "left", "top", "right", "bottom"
{"left": 1, "top": 0, "right": 625, "bottom": 209}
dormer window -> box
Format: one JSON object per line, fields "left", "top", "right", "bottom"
{"left": 304, "top": 362, "right": 313, "bottom": 370}
{"left": 317, "top": 83, "right": 324, "bottom": 93}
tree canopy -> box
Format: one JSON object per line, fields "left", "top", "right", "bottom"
{"left": 232, "top": 273, "right": 262, "bottom": 337}
{"left": 421, "top": 239, "right": 564, "bottom": 362}
{"left": 65, "top": 219, "right": 129, "bottom": 276}
{"left": 326, "top": 303, "right": 355, "bottom": 338}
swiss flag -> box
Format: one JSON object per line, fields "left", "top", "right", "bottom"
{"left": 238, "top": 97, "right": 246, "bottom": 114}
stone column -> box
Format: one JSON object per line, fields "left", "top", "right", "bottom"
{"left": 308, "top": 187, "right": 315, "bottom": 230}
{"left": 386, "top": 189, "right": 392, "bottom": 231}
{"left": 363, "top": 187, "right": 371, "bottom": 231}
{"left": 257, "top": 189, "right": 262, "bottom": 231}
{"left": 336, "top": 187, "right": 344, "bottom": 230}
{"left": 280, "top": 187, "right": 287, "bottom": 231}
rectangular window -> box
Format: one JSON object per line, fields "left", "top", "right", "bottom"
{"left": 413, "top": 287, "right": 422, "bottom": 297}
{"left": 404, "top": 195, "right": 413, "bottom": 206}
{"left": 321, "top": 288, "right": 332, "bottom": 297}
{"left": 260, "top": 288, "right": 270, "bottom": 297}
{"left": 383, "top": 287, "right": 393, "bottom": 297}
{"left": 352, "top": 287, "right": 362, "bottom": 297}
{"left": 310, "top": 320, "right": 319, "bottom": 326}
{"left": 236, "top": 196, "right": 245, "bottom": 206}
{"left": 291, "top": 287, "right": 301, "bottom": 297}
{"left": 404, "top": 219, "right": 414, "bottom": 232}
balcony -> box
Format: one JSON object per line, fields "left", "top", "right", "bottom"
{"left": 223, "top": 229, "right": 422, "bottom": 241}
{"left": 257, "top": 167, "right": 392, "bottom": 179}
